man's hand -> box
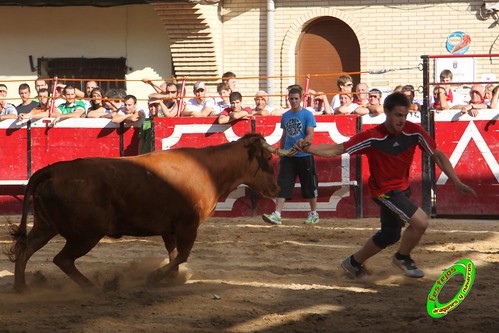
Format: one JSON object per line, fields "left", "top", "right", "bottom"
{"left": 455, "top": 181, "right": 477, "bottom": 197}
{"left": 294, "top": 139, "right": 311, "bottom": 152}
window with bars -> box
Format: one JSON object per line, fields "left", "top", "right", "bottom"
{"left": 37, "top": 57, "right": 128, "bottom": 92}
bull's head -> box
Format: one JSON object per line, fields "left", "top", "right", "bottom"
{"left": 240, "top": 134, "right": 286, "bottom": 198}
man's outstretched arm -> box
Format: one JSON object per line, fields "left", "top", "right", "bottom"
{"left": 432, "top": 149, "right": 477, "bottom": 197}
{"left": 296, "top": 140, "right": 346, "bottom": 157}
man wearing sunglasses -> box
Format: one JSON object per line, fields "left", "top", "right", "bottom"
{"left": 148, "top": 82, "right": 179, "bottom": 117}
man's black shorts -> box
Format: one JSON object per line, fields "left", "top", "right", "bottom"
{"left": 277, "top": 155, "right": 318, "bottom": 199}
{"left": 373, "top": 188, "right": 418, "bottom": 225}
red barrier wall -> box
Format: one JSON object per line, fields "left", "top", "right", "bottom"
{"left": 0, "top": 111, "right": 497, "bottom": 217}
{"left": 433, "top": 112, "right": 499, "bottom": 216}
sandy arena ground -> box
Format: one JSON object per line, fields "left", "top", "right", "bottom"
{"left": 0, "top": 215, "right": 497, "bottom": 332}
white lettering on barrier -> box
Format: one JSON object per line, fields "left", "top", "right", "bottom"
{"left": 436, "top": 121, "right": 499, "bottom": 184}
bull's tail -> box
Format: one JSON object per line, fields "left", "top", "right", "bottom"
{"left": 6, "top": 167, "right": 53, "bottom": 262}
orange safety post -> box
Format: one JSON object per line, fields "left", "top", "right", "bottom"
{"left": 48, "top": 76, "right": 58, "bottom": 117}
{"left": 177, "top": 77, "right": 187, "bottom": 117}
{"left": 303, "top": 74, "right": 310, "bottom": 107}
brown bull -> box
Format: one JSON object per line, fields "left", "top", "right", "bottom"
{"left": 7, "top": 133, "right": 289, "bottom": 292}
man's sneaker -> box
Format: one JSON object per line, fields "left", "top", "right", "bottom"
{"left": 392, "top": 254, "right": 424, "bottom": 278}
{"left": 305, "top": 212, "right": 320, "bottom": 224}
{"left": 341, "top": 256, "right": 366, "bottom": 279}
{"left": 262, "top": 212, "right": 282, "bottom": 225}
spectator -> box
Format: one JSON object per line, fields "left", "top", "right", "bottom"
{"left": 431, "top": 86, "right": 450, "bottom": 111}
{"left": 354, "top": 83, "right": 369, "bottom": 107}
{"left": 16, "top": 83, "right": 38, "bottom": 115}
{"left": 305, "top": 89, "right": 332, "bottom": 115}
{"left": 359, "top": 88, "right": 384, "bottom": 116}
{"left": 393, "top": 85, "right": 404, "bottom": 93}
{"left": 112, "top": 95, "right": 146, "bottom": 124}
{"left": 222, "top": 71, "right": 237, "bottom": 92}
{"left": 183, "top": 81, "right": 216, "bottom": 117}
{"left": 18, "top": 88, "right": 51, "bottom": 121}
{"left": 86, "top": 88, "right": 115, "bottom": 118}
{"left": 48, "top": 85, "right": 68, "bottom": 108}
{"left": 83, "top": 80, "right": 99, "bottom": 110}
{"left": 352, "top": 83, "right": 371, "bottom": 115}
{"left": 34, "top": 78, "right": 49, "bottom": 94}
{"left": 253, "top": 90, "right": 277, "bottom": 116}
{"left": 401, "top": 85, "right": 421, "bottom": 113}
{"left": 490, "top": 85, "right": 499, "bottom": 109}
{"left": 217, "top": 91, "right": 252, "bottom": 124}
{"left": 103, "top": 88, "right": 125, "bottom": 113}
{"left": 51, "top": 85, "right": 86, "bottom": 124}
{"left": 0, "top": 84, "right": 18, "bottom": 121}
{"left": 56, "top": 82, "right": 85, "bottom": 100}
{"left": 431, "top": 69, "right": 463, "bottom": 107}
{"left": 451, "top": 84, "right": 488, "bottom": 117}
{"left": 138, "top": 97, "right": 168, "bottom": 154}
{"left": 330, "top": 74, "right": 354, "bottom": 110}
{"left": 484, "top": 84, "right": 494, "bottom": 106}
{"left": 261, "top": 86, "right": 319, "bottom": 225}
{"left": 148, "top": 82, "right": 179, "bottom": 117}
{"left": 334, "top": 93, "right": 358, "bottom": 115}
{"left": 212, "top": 82, "right": 231, "bottom": 115}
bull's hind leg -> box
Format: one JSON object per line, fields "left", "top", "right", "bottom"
{"left": 53, "top": 235, "right": 102, "bottom": 290}
{"left": 148, "top": 223, "right": 198, "bottom": 285}
{"left": 14, "top": 226, "right": 57, "bottom": 292}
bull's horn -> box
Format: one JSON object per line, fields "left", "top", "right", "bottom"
{"left": 261, "top": 140, "right": 296, "bottom": 157}
{"left": 261, "top": 140, "right": 277, "bottom": 153}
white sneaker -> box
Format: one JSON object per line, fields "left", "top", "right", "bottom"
{"left": 262, "top": 212, "right": 282, "bottom": 225}
{"left": 392, "top": 254, "right": 424, "bottom": 278}
{"left": 305, "top": 212, "right": 319, "bottom": 224}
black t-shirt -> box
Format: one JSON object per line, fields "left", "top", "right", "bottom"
{"left": 16, "top": 100, "right": 38, "bottom": 114}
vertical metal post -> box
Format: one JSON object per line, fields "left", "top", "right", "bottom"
{"left": 266, "top": 0, "right": 275, "bottom": 106}
{"left": 27, "top": 121, "right": 32, "bottom": 178}
{"left": 420, "top": 55, "right": 432, "bottom": 216}
{"left": 119, "top": 123, "right": 125, "bottom": 157}
{"left": 250, "top": 118, "right": 257, "bottom": 215}
{"left": 150, "top": 116, "right": 155, "bottom": 152}
{"left": 355, "top": 116, "right": 363, "bottom": 219}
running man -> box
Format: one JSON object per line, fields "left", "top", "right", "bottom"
{"left": 295, "top": 92, "right": 476, "bottom": 279}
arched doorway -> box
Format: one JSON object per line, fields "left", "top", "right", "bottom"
{"left": 295, "top": 17, "right": 360, "bottom": 96}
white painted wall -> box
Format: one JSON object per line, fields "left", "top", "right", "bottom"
{"left": 0, "top": 5, "right": 172, "bottom": 104}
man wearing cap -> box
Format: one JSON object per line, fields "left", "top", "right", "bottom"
{"left": 182, "top": 81, "right": 216, "bottom": 117}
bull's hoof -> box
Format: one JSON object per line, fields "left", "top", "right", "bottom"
{"left": 13, "top": 283, "right": 29, "bottom": 293}
{"left": 146, "top": 271, "right": 163, "bottom": 285}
